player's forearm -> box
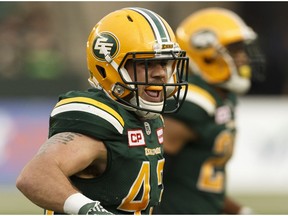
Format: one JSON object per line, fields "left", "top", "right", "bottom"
{"left": 16, "top": 156, "right": 78, "bottom": 213}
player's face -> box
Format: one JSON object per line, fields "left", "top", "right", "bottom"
{"left": 227, "top": 42, "right": 250, "bottom": 68}
{"left": 125, "top": 60, "right": 169, "bottom": 103}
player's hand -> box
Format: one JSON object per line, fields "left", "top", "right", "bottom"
{"left": 238, "top": 206, "right": 254, "bottom": 214}
{"left": 78, "top": 201, "right": 113, "bottom": 215}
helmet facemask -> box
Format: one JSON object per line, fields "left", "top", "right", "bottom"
{"left": 218, "top": 40, "right": 265, "bottom": 94}
{"left": 244, "top": 40, "right": 266, "bottom": 82}
{"left": 111, "top": 51, "right": 188, "bottom": 119}
{"left": 215, "top": 41, "right": 251, "bottom": 94}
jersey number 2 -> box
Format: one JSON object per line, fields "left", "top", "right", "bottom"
{"left": 197, "top": 131, "right": 234, "bottom": 193}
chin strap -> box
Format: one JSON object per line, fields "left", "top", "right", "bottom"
{"left": 88, "top": 76, "right": 102, "bottom": 89}
{"left": 130, "top": 96, "right": 163, "bottom": 119}
{"left": 218, "top": 72, "right": 251, "bottom": 94}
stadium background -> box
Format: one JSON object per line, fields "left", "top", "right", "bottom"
{"left": 0, "top": 1, "right": 288, "bottom": 214}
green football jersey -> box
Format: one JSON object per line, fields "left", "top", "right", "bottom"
{"left": 47, "top": 88, "right": 165, "bottom": 215}
{"left": 155, "top": 75, "right": 237, "bottom": 214}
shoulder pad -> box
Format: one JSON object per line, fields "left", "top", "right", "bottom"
{"left": 51, "top": 96, "right": 124, "bottom": 134}
{"left": 184, "top": 84, "right": 216, "bottom": 116}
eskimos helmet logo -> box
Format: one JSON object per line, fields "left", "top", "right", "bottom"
{"left": 92, "top": 32, "right": 119, "bottom": 61}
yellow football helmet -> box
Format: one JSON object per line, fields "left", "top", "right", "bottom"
{"left": 176, "top": 7, "right": 265, "bottom": 94}
{"left": 87, "top": 7, "right": 188, "bottom": 119}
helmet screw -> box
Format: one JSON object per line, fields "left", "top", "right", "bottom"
{"left": 113, "top": 84, "right": 125, "bottom": 96}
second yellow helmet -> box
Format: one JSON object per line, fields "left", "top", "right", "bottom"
{"left": 176, "top": 7, "right": 264, "bottom": 93}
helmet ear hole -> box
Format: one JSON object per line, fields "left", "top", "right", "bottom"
{"left": 96, "top": 65, "right": 106, "bottom": 78}
{"left": 204, "top": 57, "right": 214, "bottom": 64}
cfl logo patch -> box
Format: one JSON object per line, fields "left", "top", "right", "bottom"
{"left": 128, "top": 129, "right": 146, "bottom": 147}
{"left": 92, "top": 32, "right": 119, "bottom": 61}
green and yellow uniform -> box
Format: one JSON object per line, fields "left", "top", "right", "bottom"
{"left": 48, "top": 88, "right": 165, "bottom": 215}
{"left": 156, "top": 75, "right": 237, "bottom": 214}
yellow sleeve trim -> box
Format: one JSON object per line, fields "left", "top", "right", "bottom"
{"left": 188, "top": 84, "right": 216, "bottom": 105}
{"left": 55, "top": 97, "right": 124, "bottom": 127}
{"left": 185, "top": 84, "right": 216, "bottom": 116}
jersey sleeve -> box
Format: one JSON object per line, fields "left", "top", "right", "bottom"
{"left": 48, "top": 90, "right": 125, "bottom": 141}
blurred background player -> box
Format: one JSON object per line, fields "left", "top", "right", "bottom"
{"left": 154, "top": 7, "right": 265, "bottom": 214}
{"left": 16, "top": 7, "right": 188, "bottom": 215}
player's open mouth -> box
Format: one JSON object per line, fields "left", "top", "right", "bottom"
{"left": 144, "top": 86, "right": 163, "bottom": 101}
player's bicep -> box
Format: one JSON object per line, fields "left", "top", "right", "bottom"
{"left": 37, "top": 132, "right": 106, "bottom": 176}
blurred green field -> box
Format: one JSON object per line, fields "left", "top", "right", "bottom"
{"left": 1, "top": 186, "right": 288, "bottom": 214}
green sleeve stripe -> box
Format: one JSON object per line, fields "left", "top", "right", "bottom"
{"left": 51, "top": 102, "right": 124, "bottom": 134}
{"left": 54, "top": 97, "right": 124, "bottom": 127}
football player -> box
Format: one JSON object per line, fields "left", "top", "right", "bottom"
{"left": 16, "top": 7, "right": 188, "bottom": 215}
{"left": 154, "top": 7, "right": 265, "bottom": 214}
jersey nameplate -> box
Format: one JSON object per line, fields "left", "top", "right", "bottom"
{"left": 128, "top": 129, "right": 146, "bottom": 147}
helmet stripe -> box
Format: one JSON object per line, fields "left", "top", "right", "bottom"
{"left": 129, "top": 7, "right": 171, "bottom": 43}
